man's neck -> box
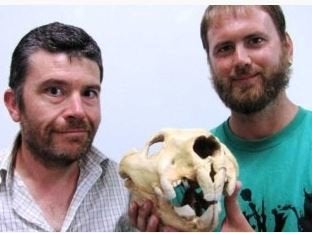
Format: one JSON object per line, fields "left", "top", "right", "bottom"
{"left": 15, "top": 144, "right": 80, "bottom": 184}
{"left": 228, "top": 92, "right": 298, "bottom": 140}
{"left": 14, "top": 145, "right": 80, "bottom": 231}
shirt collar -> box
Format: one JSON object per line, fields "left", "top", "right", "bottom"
{"left": 0, "top": 132, "right": 108, "bottom": 185}
{"left": 0, "top": 132, "right": 21, "bottom": 186}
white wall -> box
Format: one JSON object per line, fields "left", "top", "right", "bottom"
{"left": 0, "top": 5, "right": 311, "bottom": 162}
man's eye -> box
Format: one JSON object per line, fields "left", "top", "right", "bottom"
{"left": 46, "top": 87, "right": 63, "bottom": 96}
{"left": 83, "top": 89, "right": 99, "bottom": 98}
{"left": 214, "top": 44, "right": 234, "bottom": 56}
{"left": 248, "top": 37, "right": 264, "bottom": 46}
{"left": 219, "top": 45, "right": 232, "bottom": 53}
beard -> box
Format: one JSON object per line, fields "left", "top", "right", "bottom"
{"left": 21, "top": 116, "right": 96, "bottom": 168}
{"left": 210, "top": 53, "right": 291, "bottom": 115}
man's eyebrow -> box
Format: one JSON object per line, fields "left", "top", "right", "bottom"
{"left": 215, "top": 40, "right": 232, "bottom": 48}
{"left": 212, "top": 41, "right": 232, "bottom": 52}
{"left": 38, "top": 79, "right": 101, "bottom": 91}
{"left": 85, "top": 84, "right": 101, "bottom": 92}
{"left": 39, "top": 79, "right": 68, "bottom": 87}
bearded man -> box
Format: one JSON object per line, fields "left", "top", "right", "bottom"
{"left": 129, "top": 6, "right": 312, "bottom": 232}
{"left": 0, "top": 22, "right": 128, "bottom": 231}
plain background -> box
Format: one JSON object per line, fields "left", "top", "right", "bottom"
{"left": 0, "top": 5, "right": 311, "bottom": 162}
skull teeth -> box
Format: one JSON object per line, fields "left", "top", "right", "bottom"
{"left": 172, "top": 178, "right": 189, "bottom": 189}
{"left": 172, "top": 179, "right": 182, "bottom": 187}
{"left": 174, "top": 205, "right": 195, "bottom": 218}
{"left": 182, "top": 179, "right": 190, "bottom": 189}
{"left": 171, "top": 178, "right": 198, "bottom": 219}
{"left": 160, "top": 177, "right": 176, "bottom": 200}
{"left": 170, "top": 178, "right": 219, "bottom": 218}
{"left": 170, "top": 178, "right": 189, "bottom": 206}
{"left": 173, "top": 202, "right": 220, "bottom": 222}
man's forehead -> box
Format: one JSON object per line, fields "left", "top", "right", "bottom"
{"left": 208, "top": 6, "right": 265, "bottom": 26}
{"left": 207, "top": 6, "right": 275, "bottom": 40}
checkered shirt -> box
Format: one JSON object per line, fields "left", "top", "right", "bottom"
{"left": 0, "top": 134, "right": 130, "bottom": 231}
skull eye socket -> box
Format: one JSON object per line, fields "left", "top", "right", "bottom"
{"left": 147, "top": 134, "right": 164, "bottom": 157}
{"left": 193, "top": 135, "right": 220, "bottom": 159}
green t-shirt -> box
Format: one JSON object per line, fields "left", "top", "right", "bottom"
{"left": 212, "top": 107, "right": 312, "bottom": 231}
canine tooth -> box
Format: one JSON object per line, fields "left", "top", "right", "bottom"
{"left": 203, "top": 187, "right": 222, "bottom": 202}
{"left": 173, "top": 179, "right": 182, "bottom": 187}
{"left": 199, "top": 202, "right": 220, "bottom": 230}
{"left": 160, "top": 176, "right": 176, "bottom": 200}
{"left": 182, "top": 179, "right": 189, "bottom": 188}
{"left": 153, "top": 186, "right": 164, "bottom": 197}
{"left": 174, "top": 205, "right": 196, "bottom": 218}
{"left": 204, "top": 193, "right": 217, "bottom": 201}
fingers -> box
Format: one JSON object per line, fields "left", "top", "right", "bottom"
{"left": 128, "top": 200, "right": 160, "bottom": 231}
{"left": 224, "top": 181, "right": 242, "bottom": 210}
{"left": 128, "top": 201, "right": 139, "bottom": 227}
{"left": 222, "top": 181, "right": 254, "bottom": 232}
{"left": 137, "top": 201, "right": 152, "bottom": 230}
{"left": 146, "top": 215, "right": 160, "bottom": 232}
{"left": 224, "top": 180, "right": 242, "bottom": 221}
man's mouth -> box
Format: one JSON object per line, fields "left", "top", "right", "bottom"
{"left": 60, "top": 129, "right": 88, "bottom": 133}
{"left": 232, "top": 73, "right": 259, "bottom": 81}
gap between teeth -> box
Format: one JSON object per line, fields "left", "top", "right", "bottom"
{"left": 174, "top": 202, "right": 220, "bottom": 221}
{"left": 171, "top": 178, "right": 196, "bottom": 218}
{"left": 161, "top": 177, "right": 218, "bottom": 199}
{"left": 162, "top": 178, "right": 219, "bottom": 218}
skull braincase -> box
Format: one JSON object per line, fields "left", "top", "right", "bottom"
{"left": 119, "top": 128, "right": 238, "bottom": 231}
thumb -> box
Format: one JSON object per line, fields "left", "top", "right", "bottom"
{"left": 222, "top": 181, "right": 254, "bottom": 232}
{"left": 224, "top": 181, "right": 242, "bottom": 221}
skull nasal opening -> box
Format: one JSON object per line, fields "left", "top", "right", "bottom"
{"left": 193, "top": 135, "right": 220, "bottom": 159}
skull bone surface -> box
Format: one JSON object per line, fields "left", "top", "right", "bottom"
{"left": 119, "top": 128, "right": 238, "bottom": 231}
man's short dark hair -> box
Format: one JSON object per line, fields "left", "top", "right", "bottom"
{"left": 9, "top": 22, "right": 103, "bottom": 110}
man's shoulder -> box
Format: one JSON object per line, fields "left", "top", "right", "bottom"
{"left": 210, "top": 121, "right": 227, "bottom": 137}
{"left": 0, "top": 147, "right": 12, "bottom": 168}
{"left": 89, "top": 146, "right": 119, "bottom": 173}
{"left": 302, "top": 107, "right": 312, "bottom": 118}
{"left": 298, "top": 106, "right": 312, "bottom": 127}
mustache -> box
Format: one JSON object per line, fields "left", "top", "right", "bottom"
{"left": 234, "top": 63, "right": 252, "bottom": 76}
{"left": 54, "top": 118, "right": 92, "bottom": 132}
{"left": 229, "top": 64, "right": 261, "bottom": 81}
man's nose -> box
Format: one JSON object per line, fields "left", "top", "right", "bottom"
{"left": 64, "top": 93, "right": 86, "bottom": 119}
{"left": 233, "top": 45, "right": 251, "bottom": 66}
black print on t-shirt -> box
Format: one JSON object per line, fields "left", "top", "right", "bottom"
{"left": 240, "top": 188, "right": 312, "bottom": 231}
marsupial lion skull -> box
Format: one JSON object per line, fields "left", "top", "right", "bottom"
{"left": 119, "top": 128, "right": 238, "bottom": 231}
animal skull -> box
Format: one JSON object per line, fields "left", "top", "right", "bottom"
{"left": 119, "top": 128, "right": 238, "bottom": 231}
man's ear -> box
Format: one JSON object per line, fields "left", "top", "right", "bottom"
{"left": 4, "top": 89, "right": 21, "bottom": 122}
{"left": 285, "top": 32, "right": 293, "bottom": 65}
